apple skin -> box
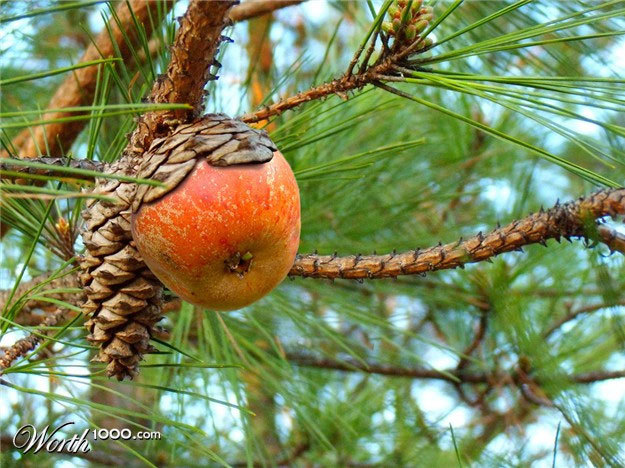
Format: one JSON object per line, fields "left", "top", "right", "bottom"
{"left": 131, "top": 151, "right": 300, "bottom": 311}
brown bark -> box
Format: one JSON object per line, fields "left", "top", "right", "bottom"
{"left": 128, "top": 0, "right": 238, "bottom": 155}
{"left": 2, "top": 1, "right": 175, "bottom": 160}
{"left": 0, "top": 158, "right": 106, "bottom": 181}
{"left": 0, "top": 270, "right": 82, "bottom": 319}
{"left": 2, "top": 0, "right": 306, "bottom": 163}
{"left": 0, "top": 309, "right": 65, "bottom": 371}
{"left": 230, "top": 0, "right": 304, "bottom": 22}
{"left": 240, "top": 70, "right": 380, "bottom": 124}
{"left": 1, "top": 189, "right": 623, "bottom": 317}
{"left": 285, "top": 352, "right": 625, "bottom": 385}
{"left": 239, "top": 4, "right": 433, "bottom": 124}
{"left": 289, "top": 188, "right": 625, "bottom": 280}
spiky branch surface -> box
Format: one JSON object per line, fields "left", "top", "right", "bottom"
{"left": 290, "top": 189, "right": 625, "bottom": 280}
{"left": 128, "top": 0, "right": 238, "bottom": 155}
{"left": 241, "top": 0, "right": 435, "bottom": 124}
{"left": 1, "top": 188, "right": 622, "bottom": 317}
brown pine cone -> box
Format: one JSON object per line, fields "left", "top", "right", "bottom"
{"left": 80, "top": 114, "right": 276, "bottom": 380}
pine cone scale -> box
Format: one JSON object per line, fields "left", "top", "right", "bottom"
{"left": 80, "top": 114, "right": 278, "bottom": 380}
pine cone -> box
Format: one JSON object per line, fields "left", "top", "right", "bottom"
{"left": 80, "top": 114, "right": 277, "bottom": 380}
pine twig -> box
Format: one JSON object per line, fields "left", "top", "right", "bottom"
{"left": 1, "top": 0, "right": 306, "bottom": 162}
{"left": 240, "top": 1, "right": 435, "bottom": 123}
{"left": 0, "top": 309, "right": 65, "bottom": 372}
{"left": 0, "top": 188, "right": 622, "bottom": 314}
{"left": 284, "top": 352, "right": 625, "bottom": 385}
{"left": 453, "top": 307, "right": 490, "bottom": 407}
{"left": 597, "top": 224, "right": 625, "bottom": 254}
{"left": 230, "top": 0, "right": 304, "bottom": 22}
{"left": 128, "top": 0, "right": 238, "bottom": 155}
{"left": 288, "top": 188, "right": 625, "bottom": 280}
{"left": 240, "top": 62, "right": 389, "bottom": 124}
{"left": 0, "top": 158, "right": 106, "bottom": 181}
{"left": 0, "top": 270, "right": 82, "bottom": 319}
{"left": 543, "top": 299, "right": 625, "bottom": 338}
{"left": 286, "top": 352, "right": 493, "bottom": 383}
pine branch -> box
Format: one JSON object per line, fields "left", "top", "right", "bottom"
{"left": 128, "top": 0, "right": 238, "bottom": 154}
{"left": 0, "top": 270, "right": 82, "bottom": 319}
{"left": 0, "top": 157, "right": 106, "bottom": 181}
{"left": 230, "top": 0, "right": 304, "bottom": 22}
{"left": 0, "top": 189, "right": 622, "bottom": 318}
{"left": 543, "top": 299, "right": 625, "bottom": 338}
{"left": 240, "top": 56, "right": 398, "bottom": 124}
{"left": 131, "top": 1, "right": 305, "bottom": 67}
{"left": 284, "top": 352, "right": 625, "bottom": 385}
{"left": 1, "top": 0, "right": 306, "bottom": 161}
{"left": 597, "top": 224, "right": 625, "bottom": 254}
{"left": 0, "top": 309, "right": 65, "bottom": 372}
{"left": 1, "top": 1, "right": 176, "bottom": 160}
{"left": 240, "top": 4, "right": 435, "bottom": 123}
{"left": 288, "top": 189, "right": 625, "bottom": 280}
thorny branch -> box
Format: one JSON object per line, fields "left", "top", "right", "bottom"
{"left": 1, "top": 0, "right": 306, "bottom": 161}
{"left": 240, "top": 3, "right": 435, "bottom": 123}
{"left": 0, "top": 188, "right": 623, "bottom": 316}
{"left": 289, "top": 189, "right": 625, "bottom": 280}
{"left": 128, "top": 0, "right": 238, "bottom": 155}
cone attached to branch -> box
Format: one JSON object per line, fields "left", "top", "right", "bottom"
{"left": 80, "top": 155, "right": 163, "bottom": 380}
{"left": 80, "top": 114, "right": 287, "bottom": 380}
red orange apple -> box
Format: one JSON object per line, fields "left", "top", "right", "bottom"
{"left": 131, "top": 151, "right": 300, "bottom": 310}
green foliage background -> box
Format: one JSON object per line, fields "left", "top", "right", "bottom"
{"left": 1, "top": 0, "right": 624, "bottom": 466}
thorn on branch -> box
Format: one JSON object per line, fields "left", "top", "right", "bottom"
{"left": 287, "top": 188, "right": 624, "bottom": 281}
